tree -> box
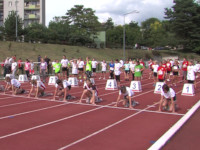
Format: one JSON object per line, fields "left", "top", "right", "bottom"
{"left": 165, "top": 0, "right": 200, "bottom": 52}
{"left": 103, "top": 18, "right": 114, "bottom": 30}
{"left": 24, "top": 23, "right": 48, "bottom": 43}
{"left": 48, "top": 17, "right": 71, "bottom": 44}
{"left": 4, "top": 11, "right": 23, "bottom": 41}
{"left": 63, "top": 5, "right": 101, "bottom": 45}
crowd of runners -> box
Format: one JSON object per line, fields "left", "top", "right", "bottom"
{"left": 1, "top": 55, "right": 200, "bottom": 113}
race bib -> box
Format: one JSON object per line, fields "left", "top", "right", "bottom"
{"left": 158, "top": 70, "right": 163, "bottom": 75}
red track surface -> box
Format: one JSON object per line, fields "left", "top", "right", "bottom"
{"left": 0, "top": 71, "right": 199, "bottom": 150}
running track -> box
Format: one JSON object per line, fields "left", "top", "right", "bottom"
{"left": 0, "top": 71, "right": 199, "bottom": 150}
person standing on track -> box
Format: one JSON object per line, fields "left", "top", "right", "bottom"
{"left": 85, "top": 57, "right": 92, "bottom": 79}
{"left": 61, "top": 55, "right": 69, "bottom": 80}
{"left": 134, "top": 61, "right": 144, "bottom": 81}
{"left": 78, "top": 58, "right": 85, "bottom": 82}
{"left": 130, "top": 60, "right": 136, "bottom": 81}
{"left": 40, "top": 58, "right": 47, "bottom": 83}
{"left": 124, "top": 60, "right": 130, "bottom": 81}
{"left": 152, "top": 61, "right": 159, "bottom": 86}
{"left": 172, "top": 61, "right": 180, "bottom": 86}
{"left": 115, "top": 86, "right": 138, "bottom": 109}
{"left": 114, "top": 59, "right": 122, "bottom": 87}
{"left": 99, "top": 60, "right": 107, "bottom": 80}
{"left": 182, "top": 58, "right": 189, "bottom": 82}
{"left": 92, "top": 58, "right": 98, "bottom": 78}
{"left": 24, "top": 59, "right": 31, "bottom": 78}
{"left": 157, "top": 62, "right": 166, "bottom": 82}
{"left": 187, "top": 60, "right": 197, "bottom": 88}
{"left": 70, "top": 59, "right": 78, "bottom": 78}
{"left": 109, "top": 60, "right": 115, "bottom": 79}
{"left": 158, "top": 84, "right": 176, "bottom": 113}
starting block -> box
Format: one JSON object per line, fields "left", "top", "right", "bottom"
{"left": 18, "top": 74, "right": 28, "bottom": 83}
{"left": 48, "top": 76, "right": 58, "bottom": 85}
{"left": 31, "top": 75, "right": 40, "bottom": 81}
{"left": 181, "top": 83, "right": 195, "bottom": 96}
{"left": 130, "top": 81, "right": 142, "bottom": 92}
{"left": 105, "top": 79, "right": 118, "bottom": 90}
{"left": 68, "top": 77, "right": 79, "bottom": 87}
{"left": 154, "top": 82, "right": 165, "bottom": 94}
{"left": 6, "top": 74, "right": 14, "bottom": 79}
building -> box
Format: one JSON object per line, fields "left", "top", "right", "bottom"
{"left": 0, "top": 0, "right": 3, "bottom": 26}
{"left": 1, "top": 0, "right": 45, "bottom": 27}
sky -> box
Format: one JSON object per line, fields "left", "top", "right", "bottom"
{"left": 46, "top": 0, "right": 174, "bottom": 26}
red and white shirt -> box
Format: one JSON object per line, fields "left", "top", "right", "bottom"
{"left": 157, "top": 66, "right": 166, "bottom": 80}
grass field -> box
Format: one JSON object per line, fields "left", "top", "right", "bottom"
{"left": 0, "top": 41, "right": 199, "bottom": 61}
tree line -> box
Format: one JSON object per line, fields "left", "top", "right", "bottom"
{"left": 0, "top": 0, "right": 200, "bottom": 53}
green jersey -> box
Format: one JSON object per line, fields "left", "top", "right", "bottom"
{"left": 53, "top": 63, "right": 62, "bottom": 73}
{"left": 134, "top": 65, "right": 143, "bottom": 77}
{"left": 86, "top": 61, "right": 92, "bottom": 71}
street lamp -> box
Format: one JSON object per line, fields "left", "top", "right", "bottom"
{"left": 15, "top": 0, "right": 18, "bottom": 41}
{"left": 123, "top": 10, "right": 139, "bottom": 61}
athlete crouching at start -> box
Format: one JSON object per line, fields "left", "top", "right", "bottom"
{"left": 4, "top": 77, "right": 26, "bottom": 95}
{"left": 158, "top": 84, "right": 177, "bottom": 113}
{"left": 115, "top": 86, "right": 138, "bottom": 109}
{"left": 79, "top": 79, "right": 102, "bottom": 104}
{"left": 28, "top": 79, "right": 46, "bottom": 98}
{"left": 53, "top": 79, "right": 74, "bottom": 102}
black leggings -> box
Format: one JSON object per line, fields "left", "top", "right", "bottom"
{"left": 110, "top": 71, "right": 114, "bottom": 79}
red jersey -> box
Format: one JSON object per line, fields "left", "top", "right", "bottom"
{"left": 140, "top": 61, "right": 145, "bottom": 67}
{"left": 162, "top": 64, "right": 167, "bottom": 69}
{"left": 182, "top": 61, "right": 188, "bottom": 71}
{"left": 166, "top": 62, "right": 171, "bottom": 71}
{"left": 148, "top": 61, "right": 154, "bottom": 69}
{"left": 18, "top": 60, "right": 22, "bottom": 68}
{"left": 157, "top": 66, "right": 166, "bottom": 80}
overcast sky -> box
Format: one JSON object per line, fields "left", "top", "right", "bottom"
{"left": 46, "top": 0, "right": 174, "bottom": 26}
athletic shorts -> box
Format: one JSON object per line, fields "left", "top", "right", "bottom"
{"left": 78, "top": 68, "right": 83, "bottom": 71}
{"left": 167, "top": 71, "right": 171, "bottom": 74}
{"left": 92, "top": 68, "right": 96, "bottom": 72}
{"left": 173, "top": 72, "right": 178, "bottom": 76}
{"left": 188, "top": 80, "right": 194, "bottom": 84}
{"left": 125, "top": 70, "right": 130, "bottom": 74}
{"left": 62, "top": 67, "right": 68, "bottom": 71}
{"left": 153, "top": 72, "right": 157, "bottom": 77}
{"left": 115, "top": 75, "right": 120, "bottom": 82}
{"left": 158, "top": 79, "right": 164, "bottom": 82}
{"left": 166, "top": 95, "right": 176, "bottom": 102}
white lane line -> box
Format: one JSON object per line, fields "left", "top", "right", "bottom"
{"left": 0, "top": 103, "right": 68, "bottom": 120}
{"left": 57, "top": 102, "right": 160, "bottom": 150}
{"left": 0, "top": 102, "right": 115, "bottom": 140}
{"left": 0, "top": 100, "right": 38, "bottom": 108}
{"left": 0, "top": 97, "right": 15, "bottom": 100}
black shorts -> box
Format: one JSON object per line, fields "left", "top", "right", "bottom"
{"left": 78, "top": 68, "right": 83, "bottom": 71}
{"left": 102, "top": 71, "right": 106, "bottom": 73}
{"left": 167, "top": 71, "right": 171, "bottom": 74}
{"left": 55, "top": 71, "right": 60, "bottom": 74}
{"left": 62, "top": 67, "right": 68, "bottom": 71}
{"left": 125, "top": 70, "right": 130, "bottom": 74}
{"left": 188, "top": 80, "right": 194, "bottom": 84}
{"left": 159, "top": 79, "right": 164, "bottom": 82}
{"left": 67, "top": 85, "right": 71, "bottom": 90}
{"left": 173, "top": 72, "right": 178, "bottom": 76}
{"left": 153, "top": 72, "right": 157, "bottom": 77}
{"left": 115, "top": 75, "right": 120, "bottom": 82}
{"left": 92, "top": 68, "right": 96, "bottom": 72}
{"left": 167, "top": 95, "right": 176, "bottom": 102}
{"left": 151, "top": 68, "right": 153, "bottom": 71}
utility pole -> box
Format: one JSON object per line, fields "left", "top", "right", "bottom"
{"left": 15, "top": 0, "right": 18, "bottom": 41}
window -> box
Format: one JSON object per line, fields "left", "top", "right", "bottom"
{"left": 8, "top": 1, "right": 12, "bottom": 7}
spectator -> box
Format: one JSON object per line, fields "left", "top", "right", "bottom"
{"left": 44, "top": 55, "right": 51, "bottom": 75}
